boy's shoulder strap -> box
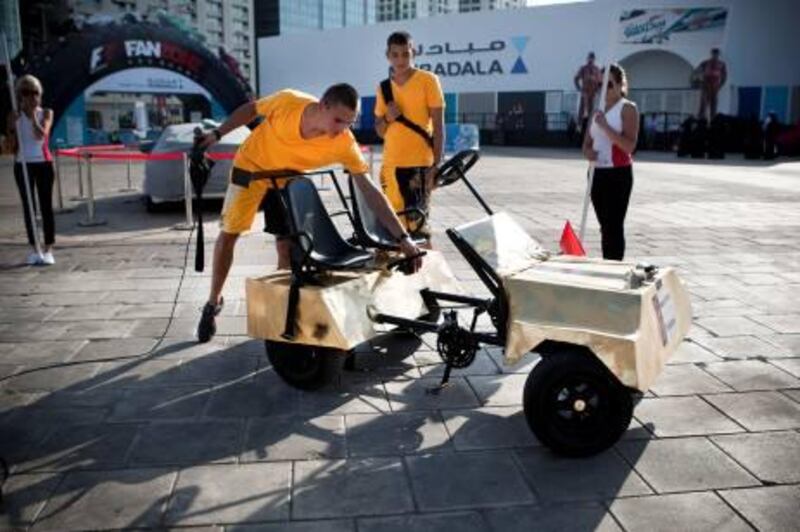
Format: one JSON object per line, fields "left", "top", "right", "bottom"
{"left": 380, "top": 78, "right": 393, "bottom": 104}
{"left": 379, "top": 77, "right": 433, "bottom": 149}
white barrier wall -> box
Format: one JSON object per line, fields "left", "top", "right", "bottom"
{"left": 258, "top": 0, "right": 800, "bottom": 117}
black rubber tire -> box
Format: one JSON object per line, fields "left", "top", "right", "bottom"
{"left": 265, "top": 341, "right": 346, "bottom": 390}
{"left": 523, "top": 350, "right": 633, "bottom": 457}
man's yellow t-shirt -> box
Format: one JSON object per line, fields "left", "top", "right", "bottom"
{"left": 221, "top": 89, "right": 368, "bottom": 234}
{"left": 234, "top": 89, "right": 368, "bottom": 175}
{"left": 374, "top": 70, "right": 444, "bottom": 168}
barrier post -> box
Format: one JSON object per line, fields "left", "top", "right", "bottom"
{"left": 73, "top": 151, "right": 86, "bottom": 200}
{"left": 53, "top": 152, "right": 74, "bottom": 213}
{"left": 120, "top": 155, "right": 137, "bottom": 192}
{"left": 78, "top": 153, "right": 107, "bottom": 227}
{"left": 173, "top": 152, "right": 194, "bottom": 230}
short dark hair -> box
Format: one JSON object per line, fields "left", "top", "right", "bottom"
{"left": 588, "top": 51, "right": 595, "bottom": 59}
{"left": 321, "top": 83, "right": 359, "bottom": 110}
{"left": 387, "top": 31, "right": 412, "bottom": 48}
{"left": 711, "top": 47, "right": 720, "bottom": 55}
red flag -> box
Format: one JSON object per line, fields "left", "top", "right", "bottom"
{"left": 560, "top": 221, "right": 586, "bottom": 256}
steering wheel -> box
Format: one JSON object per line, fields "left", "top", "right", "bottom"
{"left": 435, "top": 149, "right": 480, "bottom": 187}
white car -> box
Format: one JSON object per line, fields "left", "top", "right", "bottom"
{"left": 142, "top": 122, "right": 250, "bottom": 211}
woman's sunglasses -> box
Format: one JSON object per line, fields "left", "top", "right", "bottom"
{"left": 20, "top": 89, "right": 41, "bottom": 97}
{"left": 606, "top": 81, "right": 617, "bottom": 90}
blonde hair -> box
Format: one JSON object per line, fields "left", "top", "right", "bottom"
{"left": 15, "top": 75, "right": 43, "bottom": 97}
{"left": 607, "top": 63, "right": 628, "bottom": 97}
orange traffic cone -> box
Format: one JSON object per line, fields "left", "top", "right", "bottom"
{"left": 559, "top": 220, "right": 586, "bottom": 256}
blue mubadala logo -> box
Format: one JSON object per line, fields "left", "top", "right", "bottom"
{"left": 510, "top": 36, "right": 529, "bottom": 74}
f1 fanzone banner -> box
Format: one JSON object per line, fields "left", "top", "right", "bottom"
{"left": 618, "top": 7, "right": 728, "bottom": 46}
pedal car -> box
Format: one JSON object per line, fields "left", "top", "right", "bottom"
{"left": 244, "top": 150, "right": 692, "bottom": 457}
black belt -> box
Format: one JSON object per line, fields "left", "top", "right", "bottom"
{"left": 231, "top": 167, "right": 301, "bottom": 188}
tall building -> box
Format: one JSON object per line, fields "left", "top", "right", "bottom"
{"left": 375, "top": 0, "right": 526, "bottom": 21}
{"left": 0, "top": 0, "right": 22, "bottom": 58}
{"left": 67, "top": 0, "right": 255, "bottom": 83}
{"left": 255, "top": 0, "right": 527, "bottom": 36}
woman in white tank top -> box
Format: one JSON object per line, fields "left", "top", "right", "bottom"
{"left": 582, "top": 63, "right": 639, "bottom": 260}
{"left": 7, "top": 75, "right": 57, "bottom": 265}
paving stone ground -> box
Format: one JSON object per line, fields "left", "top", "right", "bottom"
{"left": 0, "top": 148, "right": 798, "bottom": 531}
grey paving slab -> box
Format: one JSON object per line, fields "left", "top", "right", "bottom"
{"left": 694, "top": 317, "right": 775, "bottom": 337}
{"left": 0, "top": 473, "right": 63, "bottom": 529}
{"left": 617, "top": 437, "right": 759, "bottom": 493}
{"left": 703, "top": 391, "right": 800, "bottom": 430}
{"left": 770, "top": 356, "right": 800, "bottom": 378}
{"left": 609, "top": 492, "right": 752, "bottom": 532}
{"left": 359, "top": 511, "right": 488, "bottom": 532}
{"left": 718, "top": 485, "right": 800, "bottom": 532}
{"left": 16, "top": 422, "right": 139, "bottom": 473}
{"left": 405, "top": 451, "right": 536, "bottom": 511}
{"left": 128, "top": 419, "right": 244, "bottom": 466}
{"left": 783, "top": 389, "right": 800, "bottom": 403}
{"left": 702, "top": 360, "right": 800, "bottom": 391}
{"left": 764, "top": 333, "right": 800, "bottom": 355}
{"left": 384, "top": 376, "right": 481, "bottom": 411}
{"left": 47, "top": 304, "right": 121, "bottom": 321}
{"left": 484, "top": 347, "right": 540, "bottom": 374}
{"left": 32, "top": 468, "right": 176, "bottom": 531}
{"left": 711, "top": 431, "right": 800, "bottom": 484}
{"left": 667, "top": 340, "right": 722, "bottom": 364}
{"left": 296, "top": 376, "right": 392, "bottom": 416}
{"left": 695, "top": 335, "right": 793, "bottom": 360}
{"left": 649, "top": 363, "right": 732, "bottom": 396}
{"left": 241, "top": 414, "right": 345, "bottom": 461}
{"left": 227, "top": 520, "right": 355, "bottom": 532}
{"left": 4, "top": 340, "right": 86, "bottom": 365}
{"left": 485, "top": 503, "right": 622, "bottom": 531}
{"left": 3, "top": 362, "right": 103, "bottom": 393}
{"left": 165, "top": 463, "right": 291, "bottom": 525}
{"left": 441, "top": 406, "right": 539, "bottom": 450}
{"left": 204, "top": 377, "right": 299, "bottom": 418}
{"left": 749, "top": 314, "right": 800, "bottom": 334}
{"left": 633, "top": 396, "right": 744, "bottom": 437}
{"left": 292, "top": 457, "right": 414, "bottom": 519}
{"left": 467, "top": 374, "right": 527, "bottom": 406}
{"left": 345, "top": 411, "right": 452, "bottom": 457}
{"left": 513, "top": 448, "right": 651, "bottom": 503}
{"left": 70, "top": 337, "right": 159, "bottom": 361}
{"left": 110, "top": 385, "right": 212, "bottom": 420}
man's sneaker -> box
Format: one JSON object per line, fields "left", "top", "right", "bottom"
{"left": 197, "top": 297, "right": 224, "bottom": 343}
{"left": 41, "top": 252, "right": 55, "bottom": 265}
{"left": 26, "top": 252, "right": 43, "bottom": 265}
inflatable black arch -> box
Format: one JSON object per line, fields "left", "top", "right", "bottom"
{"left": 14, "top": 20, "right": 251, "bottom": 128}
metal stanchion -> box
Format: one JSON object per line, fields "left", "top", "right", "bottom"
{"left": 53, "top": 153, "right": 74, "bottom": 213}
{"left": 173, "top": 152, "right": 194, "bottom": 231}
{"left": 78, "top": 153, "right": 107, "bottom": 227}
{"left": 119, "top": 156, "right": 137, "bottom": 192}
{"left": 72, "top": 152, "right": 86, "bottom": 200}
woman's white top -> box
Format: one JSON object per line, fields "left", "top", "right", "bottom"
{"left": 16, "top": 108, "right": 52, "bottom": 163}
{"left": 590, "top": 97, "right": 635, "bottom": 168}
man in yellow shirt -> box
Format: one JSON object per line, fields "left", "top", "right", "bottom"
{"left": 195, "top": 84, "right": 421, "bottom": 343}
{"left": 374, "top": 31, "right": 445, "bottom": 244}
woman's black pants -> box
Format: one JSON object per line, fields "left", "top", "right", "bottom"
{"left": 590, "top": 165, "right": 633, "bottom": 261}
{"left": 14, "top": 161, "right": 56, "bottom": 247}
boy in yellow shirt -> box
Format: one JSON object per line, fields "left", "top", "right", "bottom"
{"left": 374, "top": 31, "right": 445, "bottom": 244}
{"left": 196, "top": 84, "right": 421, "bottom": 342}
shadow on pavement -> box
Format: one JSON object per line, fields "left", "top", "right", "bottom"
{"left": 0, "top": 326, "right": 652, "bottom": 530}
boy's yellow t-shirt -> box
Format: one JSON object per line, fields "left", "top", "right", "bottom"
{"left": 374, "top": 69, "right": 444, "bottom": 168}
{"left": 233, "top": 89, "right": 368, "bottom": 175}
